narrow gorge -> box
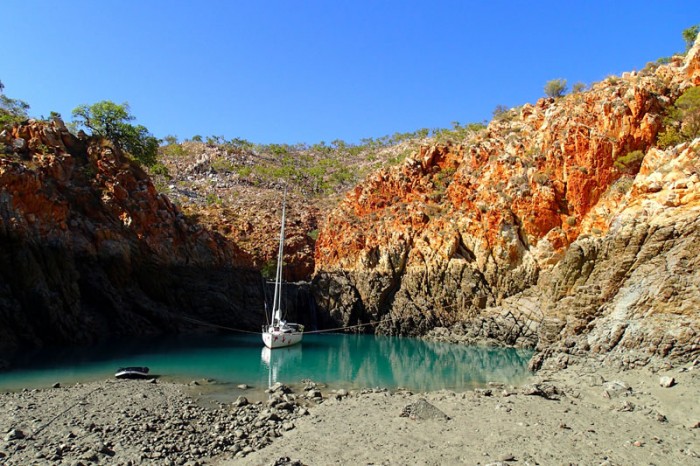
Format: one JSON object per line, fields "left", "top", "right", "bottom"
{"left": 1, "top": 38, "right": 699, "bottom": 372}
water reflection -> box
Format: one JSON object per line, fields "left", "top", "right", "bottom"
{"left": 1, "top": 333, "right": 532, "bottom": 392}
{"left": 261, "top": 345, "right": 302, "bottom": 387}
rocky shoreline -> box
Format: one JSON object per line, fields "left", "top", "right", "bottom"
{"left": 1, "top": 357, "right": 698, "bottom": 465}
{"left": 0, "top": 378, "right": 328, "bottom": 465}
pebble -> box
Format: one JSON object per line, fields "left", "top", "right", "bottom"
{"left": 659, "top": 376, "right": 675, "bottom": 388}
{"left": 0, "top": 380, "right": 314, "bottom": 466}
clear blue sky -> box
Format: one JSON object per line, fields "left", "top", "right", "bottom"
{"left": 3, "top": 1, "right": 699, "bottom": 145}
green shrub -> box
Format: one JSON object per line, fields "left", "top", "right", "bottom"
{"left": 210, "top": 157, "right": 235, "bottom": 173}
{"left": 544, "top": 79, "right": 568, "bottom": 98}
{"left": 161, "top": 143, "right": 187, "bottom": 157}
{"left": 614, "top": 150, "right": 645, "bottom": 174}
{"left": 572, "top": 82, "right": 586, "bottom": 93}
{"left": 150, "top": 162, "right": 169, "bottom": 177}
{"left": 657, "top": 86, "right": 700, "bottom": 148}
{"left": 492, "top": 105, "right": 509, "bottom": 119}
{"left": 612, "top": 177, "right": 634, "bottom": 194}
{"left": 72, "top": 101, "right": 159, "bottom": 167}
{"left": 683, "top": 25, "right": 699, "bottom": 52}
{"left": 0, "top": 81, "right": 30, "bottom": 126}
{"left": 205, "top": 193, "right": 222, "bottom": 206}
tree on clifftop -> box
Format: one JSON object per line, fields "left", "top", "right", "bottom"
{"left": 544, "top": 78, "right": 568, "bottom": 98}
{"left": 0, "top": 79, "right": 30, "bottom": 126}
{"left": 683, "top": 25, "right": 699, "bottom": 52}
{"left": 72, "top": 101, "right": 159, "bottom": 167}
{"left": 657, "top": 86, "right": 700, "bottom": 148}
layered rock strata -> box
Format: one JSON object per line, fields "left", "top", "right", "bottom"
{"left": 313, "top": 40, "right": 700, "bottom": 366}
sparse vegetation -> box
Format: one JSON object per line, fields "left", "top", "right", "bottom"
{"left": 683, "top": 24, "right": 699, "bottom": 52}
{"left": 72, "top": 101, "right": 159, "bottom": 167}
{"left": 657, "top": 86, "right": 700, "bottom": 148}
{"left": 0, "top": 80, "right": 30, "bottom": 126}
{"left": 614, "top": 150, "right": 645, "bottom": 174}
{"left": 611, "top": 177, "right": 635, "bottom": 195}
{"left": 492, "top": 105, "right": 509, "bottom": 119}
{"left": 544, "top": 79, "right": 568, "bottom": 98}
{"left": 572, "top": 82, "right": 586, "bottom": 93}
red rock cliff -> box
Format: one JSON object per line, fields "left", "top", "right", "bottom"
{"left": 313, "top": 37, "right": 700, "bottom": 367}
{"left": 0, "top": 119, "right": 266, "bottom": 358}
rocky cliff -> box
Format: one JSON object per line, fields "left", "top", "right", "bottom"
{"left": 313, "top": 39, "right": 700, "bottom": 366}
{"left": 2, "top": 39, "right": 699, "bottom": 371}
{"left": 0, "top": 120, "right": 269, "bottom": 360}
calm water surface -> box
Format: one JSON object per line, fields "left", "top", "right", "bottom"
{"left": 0, "top": 334, "right": 533, "bottom": 395}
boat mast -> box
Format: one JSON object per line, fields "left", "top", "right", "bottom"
{"left": 271, "top": 188, "right": 287, "bottom": 325}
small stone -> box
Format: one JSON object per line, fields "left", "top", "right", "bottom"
{"left": 659, "top": 376, "right": 675, "bottom": 388}
{"left": 617, "top": 400, "right": 635, "bottom": 412}
{"left": 237, "top": 384, "right": 249, "bottom": 390}
{"left": 499, "top": 453, "right": 516, "bottom": 461}
{"left": 4, "top": 429, "right": 24, "bottom": 441}
{"left": 282, "top": 422, "right": 295, "bottom": 431}
{"left": 52, "top": 382, "right": 61, "bottom": 389}
{"left": 234, "top": 396, "right": 249, "bottom": 407}
{"left": 633, "top": 440, "right": 644, "bottom": 447}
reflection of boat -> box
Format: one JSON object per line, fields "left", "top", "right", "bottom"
{"left": 115, "top": 367, "right": 150, "bottom": 379}
{"left": 262, "top": 189, "right": 304, "bottom": 349}
{"left": 261, "top": 345, "right": 302, "bottom": 387}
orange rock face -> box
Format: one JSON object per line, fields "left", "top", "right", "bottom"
{"left": 313, "top": 47, "right": 697, "bottom": 334}
{"left": 0, "top": 120, "right": 263, "bottom": 354}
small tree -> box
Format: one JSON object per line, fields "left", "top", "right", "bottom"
{"left": 572, "top": 82, "right": 586, "bottom": 93}
{"left": 657, "top": 86, "right": 700, "bottom": 148}
{"left": 162, "top": 134, "right": 178, "bottom": 145}
{"left": 492, "top": 104, "right": 509, "bottom": 119}
{"left": 683, "top": 25, "right": 699, "bottom": 51}
{"left": 0, "top": 80, "right": 30, "bottom": 126}
{"left": 544, "top": 78, "right": 568, "bottom": 98}
{"left": 72, "top": 101, "right": 159, "bottom": 166}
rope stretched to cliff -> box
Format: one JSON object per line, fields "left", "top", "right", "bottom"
{"left": 177, "top": 315, "right": 260, "bottom": 334}
{"left": 30, "top": 385, "right": 104, "bottom": 439}
{"left": 175, "top": 314, "right": 389, "bottom": 335}
{"left": 304, "top": 320, "right": 385, "bottom": 334}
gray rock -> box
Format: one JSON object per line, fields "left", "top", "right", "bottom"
{"left": 602, "top": 381, "right": 631, "bottom": 398}
{"left": 522, "top": 383, "right": 561, "bottom": 400}
{"left": 399, "top": 398, "right": 450, "bottom": 421}
{"left": 234, "top": 396, "right": 249, "bottom": 407}
{"left": 659, "top": 376, "right": 675, "bottom": 387}
{"left": 12, "top": 138, "right": 27, "bottom": 152}
{"left": 4, "top": 429, "right": 24, "bottom": 441}
{"left": 269, "top": 382, "right": 290, "bottom": 394}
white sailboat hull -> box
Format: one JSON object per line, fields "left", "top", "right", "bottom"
{"left": 262, "top": 188, "right": 304, "bottom": 350}
{"left": 262, "top": 327, "right": 303, "bottom": 349}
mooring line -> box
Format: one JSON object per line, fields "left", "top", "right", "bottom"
{"left": 175, "top": 314, "right": 391, "bottom": 335}
{"left": 31, "top": 385, "right": 103, "bottom": 439}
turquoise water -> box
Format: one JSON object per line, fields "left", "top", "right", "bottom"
{"left": 0, "top": 333, "right": 533, "bottom": 394}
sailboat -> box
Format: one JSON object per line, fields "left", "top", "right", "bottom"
{"left": 262, "top": 189, "right": 304, "bottom": 349}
